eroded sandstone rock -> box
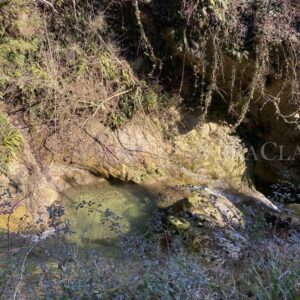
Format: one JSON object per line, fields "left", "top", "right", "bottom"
{"left": 183, "top": 190, "right": 245, "bottom": 228}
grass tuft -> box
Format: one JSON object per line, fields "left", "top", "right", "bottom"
{"left": 0, "top": 112, "right": 23, "bottom": 162}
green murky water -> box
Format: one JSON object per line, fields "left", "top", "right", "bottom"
{"left": 61, "top": 182, "right": 156, "bottom": 256}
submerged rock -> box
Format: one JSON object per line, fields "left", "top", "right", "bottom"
{"left": 61, "top": 182, "right": 155, "bottom": 252}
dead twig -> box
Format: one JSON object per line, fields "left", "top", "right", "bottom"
{"left": 35, "top": 0, "right": 58, "bottom": 13}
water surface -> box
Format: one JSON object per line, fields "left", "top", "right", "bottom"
{"left": 61, "top": 182, "right": 156, "bottom": 256}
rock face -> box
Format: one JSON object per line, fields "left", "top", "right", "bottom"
{"left": 172, "top": 123, "right": 248, "bottom": 188}
{"left": 42, "top": 117, "right": 168, "bottom": 185}
{"left": 40, "top": 116, "right": 250, "bottom": 192}
{"left": 0, "top": 141, "right": 58, "bottom": 231}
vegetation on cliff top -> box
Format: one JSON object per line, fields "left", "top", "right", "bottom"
{"left": 157, "top": 0, "right": 299, "bottom": 127}
{"left": 0, "top": 0, "right": 167, "bottom": 140}
{"left": 0, "top": 0, "right": 298, "bottom": 141}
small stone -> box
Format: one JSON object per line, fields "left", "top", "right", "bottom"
{"left": 168, "top": 216, "right": 191, "bottom": 230}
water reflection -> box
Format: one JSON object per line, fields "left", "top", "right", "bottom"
{"left": 61, "top": 182, "right": 156, "bottom": 256}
